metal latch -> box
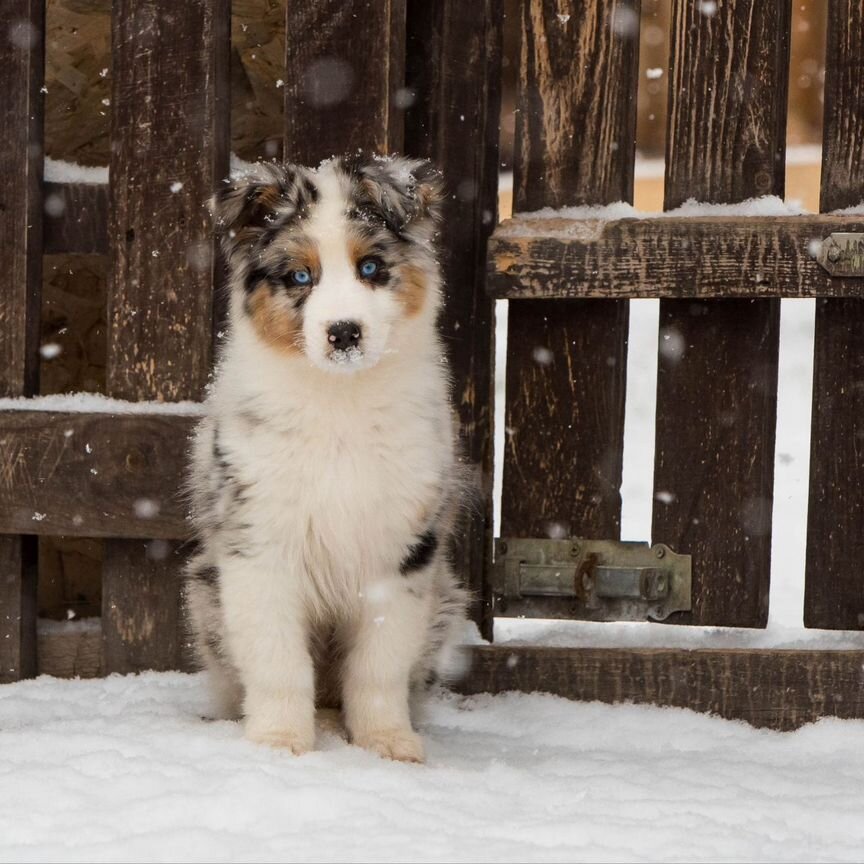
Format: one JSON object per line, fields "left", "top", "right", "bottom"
{"left": 492, "top": 538, "right": 691, "bottom": 622}
{"left": 816, "top": 233, "right": 864, "bottom": 277}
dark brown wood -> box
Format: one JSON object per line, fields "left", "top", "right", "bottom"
{"left": 501, "top": 0, "right": 639, "bottom": 608}
{"left": 284, "top": 0, "right": 405, "bottom": 164}
{"left": 804, "top": 0, "right": 864, "bottom": 630}
{"left": 0, "top": 536, "right": 37, "bottom": 683}
{"left": 404, "top": 0, "right": 503, "bottom": 637}
{"left": 489, "top": 214, "right": 864, "bottom": 300}
{"left": 0, "top": 410, "right": 197, "bottom": 539}
{"left": 102, "top": 539, "right": 191, "bottom": 674}
{"left": 652, "top": 0, "right": 790, "bottom": 627}
{"left": 0, "top": 0, "right": 43, "bottom": 399}
{"left": 514, "top": 0, "right": 638, "bottom": 210}
{"left": 107, "top": 0, "right": 229, "bottom": 402}
{"left": 0, "top": 0, "right": 44, "bottom": 683}
{"left": 104, "top": 0, "right": 229, "bottom": 675}
{"left": 818, "top": 0, "right": 864, "bottom": 214}
{"left": 457, "top": 646, "right": 864, "bottom": 731}
{"left": 502, "top": 298, "right": 629, "bottom": 542}
{"left": 43, "top": 182, "right": 109, "bottom": 255}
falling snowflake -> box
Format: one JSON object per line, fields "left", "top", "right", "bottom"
{"left": 40, "top": 343, "right": 62, "bottom": 359}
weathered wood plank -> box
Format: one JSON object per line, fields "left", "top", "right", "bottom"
{"left": 652, "top": 0, "right": 790, "bottom": 627}
{"left": 0, "top": 536, "right": 37, "bottom": 683}
{"left": 0, "top": 1, "right": 44, "bottom": 399}
{"left": 284, "top": 0, "right": 405, "bottom": 164}
{"left": 501, "top": 0, "right": 639, "bottom": 613}
{"left": 457, "top": 646, "right": 864, "bottom": 731}
{"left": 488, "top": 215, "right": 864, "bottom": 299}
{"left": 404, "top": 0, "right": 503, "bottom": 636}
{"left": 0, "top": 411, "right": 197, "bottom": 539}
{"left": 818, "top": 0, "right": 864, "bottom": 213}
{"left": 804, "top": 0, "right": 864, "bottom": 630}
{"left": 43, "top": 182, "right": 109, "bottom": 255}
{"left": 107, "top": 0, "right": 229, "bottom": 402}
{"left": 32, "top": 626, "right": 864, "bottom": 733}
{"left": 0, "top": 0, "right": 44, "bottom": 683}
{"left": 102, "top": 539, "right": 192, "bottom": 674}
{"left": 104, "top": 0, "right": 229, "bottom": 674}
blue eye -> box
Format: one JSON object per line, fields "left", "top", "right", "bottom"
{"left": 290, "top": 269, "right": 311, "bottom": 286}
{"left": 359, "top": 258, "right": 379, "bottom": 278}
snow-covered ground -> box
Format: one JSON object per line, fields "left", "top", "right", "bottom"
{"left": 4, "top": 672, "right": 864, "bottom": 863}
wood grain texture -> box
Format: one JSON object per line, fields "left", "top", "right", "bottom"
{"left": 43, "top": 182, "right": 109, "bottom": 254}
{"left": 664, "top": 0, "right": 791, "bottom": 208}
{"left": 502, "top": 0, "right": 639, "bottom": 611}
{"left": 108, "top": 0, "right": 230, "bottom": 402}
{"left": 0, "top": 536, "right": 37, "bottom": 683}
{"left": 404, "top": 0, "right": 503, "bottom": 636}
{"left": 457, "top": 646, "right": 864, "bottom": 731}
{"left": 819, "top": 0, "right": 864, "bottom": 213}
{"left": 105, "top": 0, "right": 228, "bottom": 675}
{"left": 488, "top": 214, "right": 864, "bottom": 299}
{"left": 37, "top": 620, "right": 103, "bottom": 679}
{"left": 0, "top": 0, "right": 44, "bottom": 399}
{"left": 514, "top": 0, "right": 640, "bottom": 209}
{"left": 102, "top": 539, "right": 192, "bottom": 674}
{"left": 805, "top": 0, "right": 864, "bottom": 630}
{"left": 502, "top": 298, "right": 629, "bottom": 541}
{"left": 0, "top": 411, "right": 197, "bottom": 539}
{"left": 284, "top": 0, "right": 405, "bottom": 164}
{"left": 653, "top": 0, "right": 790, "bottom": 627}
{"left": 0, "top": 0, "right": 44, "bottom": 683}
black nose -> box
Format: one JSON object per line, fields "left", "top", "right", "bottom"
{"left": 327, "top": 321, "right": 362, "bottom": 350}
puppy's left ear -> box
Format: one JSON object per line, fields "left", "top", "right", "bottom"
{"left": 351, "top": 156, "right": 445, "bottom": 232}
{"left": 403, "top": 158, "right": 445, "bottom": 224}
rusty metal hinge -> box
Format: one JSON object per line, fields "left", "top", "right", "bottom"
{"left": 492, "top": 537, "right": 692, "bottom": 622}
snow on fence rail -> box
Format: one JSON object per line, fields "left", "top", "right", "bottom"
{"left": 1, "top": 0, "right": 864, "bottom": 730}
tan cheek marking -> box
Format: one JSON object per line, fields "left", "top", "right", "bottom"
{"left": 246, "top": 286, "right": 304, "bottom": 357}
{"left": 399, "top": 264, "right": 429, "bottom": 317}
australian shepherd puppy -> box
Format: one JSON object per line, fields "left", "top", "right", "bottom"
{"left": 184, "top": 154, "right": 468, "bottom": 763}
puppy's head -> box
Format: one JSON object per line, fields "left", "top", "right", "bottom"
{"left": 212, "top": 155, "right": 444, "bottom": 373}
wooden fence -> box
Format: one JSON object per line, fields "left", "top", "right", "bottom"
{"left": 2, "top": 0, "right": 864, "bottom": 730}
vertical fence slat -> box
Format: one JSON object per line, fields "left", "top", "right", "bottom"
{"left": 0, "top": 0, "right": 44, "bottom": 682}
{"left": 804, "top": 0, "right": 864, "bottom": 630}
{"left": 653, "top": 0, "right": 790, "bottom": 627}
{"left": 284, "top": 0, "right": 406, "bottom": 164}
{"left": 103, "top": 0, "right": 230, "bottom": 673}
{"left": 404, "top": 0, "right": 503, "bottom": 635}
{"left": 102, "top": 540, "right": 188, "bottom": 674}
{"left": 501, "top": 1, "right": 638, "bottom": 562}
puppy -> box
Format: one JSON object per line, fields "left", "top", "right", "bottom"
{"left": 184, "top": 154, "right": 468, "bottom": 763}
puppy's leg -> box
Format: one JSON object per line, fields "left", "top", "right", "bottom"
{"left": 343, "top": 578, "right": 430, "bottom": 763}
{"left": 219, "top": 558, "right": 315, "bottom": 754}
{"left": 185, "top": 569, "right": 244, "bottom": 720}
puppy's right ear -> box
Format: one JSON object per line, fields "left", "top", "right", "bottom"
{"left": 209, "top": 166, "right": 287, "bottom": 257}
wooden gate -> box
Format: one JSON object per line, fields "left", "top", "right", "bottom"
{"left": 2, "top": 0, "right": 863, "bottom": 730}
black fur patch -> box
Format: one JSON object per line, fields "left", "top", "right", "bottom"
{"left": 190, "top": 565, "right": 219, "bottom": 586}
{"left": 400, "top": 530, "right": 438, "bottom": 575}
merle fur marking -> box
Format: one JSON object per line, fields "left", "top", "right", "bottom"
{"left": 400, "top": 530, "right": 439, "bottom": 575}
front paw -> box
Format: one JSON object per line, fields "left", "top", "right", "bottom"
{"left": 353, "top": 728, "right": 425, "bottom": 763}
{"left": 245, "top": 719, "right": 314, "bottom": 754}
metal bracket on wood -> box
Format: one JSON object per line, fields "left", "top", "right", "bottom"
{"left": 492, "top": 538, "right": 692, "bottom": 622}
{"left": 816, "top": 233, "right": 864, "bottom": 277}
